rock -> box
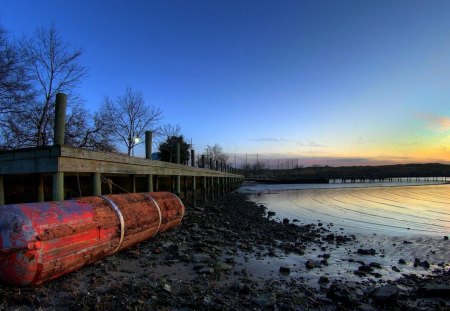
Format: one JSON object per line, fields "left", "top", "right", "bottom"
{"left": 324, "top": 234, "right": 335, "bottom": 241}
{"left": 282, "top": 218, "right": 290, "bottom": 225}
{"left": 371, "top": 285, "right": 399, "bottom": 304}
{"left": 217, "top": 262, "right": 233, "bottom": 272}
{"left": 398, "top": 258, "right": 406, "bottom": 265}
{"left": 279, "top": 266, "right": 291, "bottom": 274}
{"left": 305, "top": 260, "right": 317, "bottom": 269}
{"left": 358, "top": 265, "right": 373, "bottom": 273}
{"left": 192, "top": 253, "right": 210, "bottom": 263}
{"left": 392, "top": 266, "right": 400, "bottom": 272}
{"left": 357, "top": 248, "right": 376, "bottom": 256}
{"left": 318, "top": 276, "right": 329, "bottom": 284}
{"left": 198, "top": 267, "right": 214, "bottom": 274}
{"left": 402, "top": 240, "right": 413, "bottom": 244}
{"left": 444, "top": 236, "right": 448, "bottom": 240}
{"left": 414, "top": 258, "right": 430, "bottom": 269}
{"left": 254, "top": 292, "right": 276, "bottom": 307}
{"left": 267, "top": 211, "right": 276, "bottom": 218}
{"left": 162, "top": 242, "right": 173, "bottom": 248}
{"left": 153, "top": 248, "right": 162, "bottom": 254}
{"left": 369, "top": 262, "right": 382, "bottom": 269}
{"left": 163, "top": 284, "right": 172, "bottom": 293}
{"left": 417, "top": 282, "right": 450, "bottom": 298}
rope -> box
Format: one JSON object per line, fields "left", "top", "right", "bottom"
{"left": 101, "top": 176, "right": 130, "bottom": 194}
{"left": 76, "top": 171, "right": 83, "bottom": 197}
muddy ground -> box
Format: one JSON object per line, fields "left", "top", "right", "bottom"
{"left": 1, "top": 193, "right": 449, "bottom": 310}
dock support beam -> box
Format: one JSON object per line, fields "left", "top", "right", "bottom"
{"left": 192, "top": 176, "right": 196, "bottom": 207}
{"left": 147, "top": 174, "right": 154, "bottom": 192}
{"left": 202, "top": 176, "right": 207, "bottom": 202}
{"left": 175, "top": 143, "right": 181, "bottom": 195}
{"left": 37, "top": 174, "right": 45, "bottom": 202}
{"left": 93, "top": 172, "right": 101, "bottom": 196}
{"left": 52, "top": 172, "right": 64, "bottom": 201}
{"left": 155, "top": 176, "right": 159, "bottom": 191}
{"left": 131, "top": 175, "right": 136, "bottom": 193}
{"left": 0, "top": 175, "right": 4, "bottom": 205}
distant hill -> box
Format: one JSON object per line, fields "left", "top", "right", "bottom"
{"left": 242, "top": 163, "right": 450, "bottom": 181}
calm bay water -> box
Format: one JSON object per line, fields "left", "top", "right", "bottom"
{"left": 240, "top": 181, "right": 450, "bottom": 236}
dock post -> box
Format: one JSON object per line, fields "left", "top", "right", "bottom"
{"left": 54, "top": 93, "right": 67, "bottom": 145}
{"left": 202, "top": 176, "right": 207, "bottom": 201}
{"left": 93, "top": 172, "right": 101, "bottom": 196}
{"left": 175, "top": 143, "right": 181, "bottom": 195}
{"left": 131, "top": 175, "right": 136, "bottom": 193}
{"left": 209, "top": 158, "right": 213, "bottom": 170}
{"left": 0, "top": 175, "right": 4, "bottom": 205}
{"left": 147, "top": 174, "right": 154, "bottom": 192}
{"left": 201, "top": 155, "right": 205, "bottom": 168}
{"left": 52, "top": 172, "right": 64, "bottom": 201}
{"left": 155, "top": 175, "right": 159, "bottom": 191}
{"left": 216, "top": 160, "right": 219, "bottom": 171}
{"left": 145, "top": 131, "right": 153, "bottom": 160}
{"left": 209, "top": 177, "right": 213, "bottom": 200}
{"left": 192, "top": 176, "right": 197, "bottom": 206}
{"left": 37, "top": 174, "right": 45, "bottom": 202}
{"left": 191, "top": 150, "right": 195, "bottom": 166}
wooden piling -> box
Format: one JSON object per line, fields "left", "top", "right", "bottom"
{"left": 54, "top": 93, "right": 67, "bottom": 146}
{"left": 191, "top": 150, "right": 195, "bottom": 166}
{"left": 52, "top": 172, "right": 64, "bottom": 201}
{"left": 192, "top": 176, "right": 197, "bottom": 207}
{"left": 175, "top": 143, "right": 181, "bottom": 195}
{"left": 131, "top": 175, "right": 136, "bottom": 193}
{"left": 93, "top": 172, "right": 101, "bottom": 196}
{"left": 145, "top": 131, "right": 152, "bottom": 160}
{"left": 0, "top": 175, "right": 4, "bottom": 205}
{"left": 202, "top": 176, "right": 207, "bottom": 202}
{"left": 147, "top": 174, "right": 154, "bottom": 192}
{"left": 155, "top": 175, "right": 159, "bottom": 191}
{"left": 37, "top": 174, "right": 45, "bottom": 202}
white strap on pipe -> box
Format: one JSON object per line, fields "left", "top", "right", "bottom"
{"left": 144, "top": 193, "right": 162, "bottom": 236}
{"left": 101, "top": 195, "right": 125, "bottom": 254}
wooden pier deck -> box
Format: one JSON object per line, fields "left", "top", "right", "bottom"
{"left": 0, "top": 145, "right": 243, "bottom": 205}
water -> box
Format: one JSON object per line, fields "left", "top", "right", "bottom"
{"left": 238, "top": 181, "right": 450, "bottom": 286}
{"left": 240, "top": 181, "right": 450, "bottom": 236}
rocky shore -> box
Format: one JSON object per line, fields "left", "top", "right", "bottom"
{"left": 1, "top": 193, "right": 449, "bottom": 310}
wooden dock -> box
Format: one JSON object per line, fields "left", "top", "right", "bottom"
{"left": 0, "top": 93, "right": 243, "bottom": 205}
{"left": 0, "top": 145, "right": 243, "bottom": 205}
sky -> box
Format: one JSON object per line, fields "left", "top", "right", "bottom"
{"left": 1, "top": 0, "right": 450, "bottom": 166}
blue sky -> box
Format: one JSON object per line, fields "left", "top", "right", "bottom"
{"left": 2, "top": 0, "right": 449, "bottom": 166}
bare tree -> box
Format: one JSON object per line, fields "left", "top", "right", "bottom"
{"left": 18, "top": 24, "right": 87, "bottom": 147}
{"left": 65, "top": 104, "right": 116, "bottom": 152}
{"left": 101, "top": 87, "right": 162, "bottom": 155}
{"left": 0, "top": 25, "right": 33, "bottom": 148}
{"left": 159, "top": 123, "right": 182, "bottom": 140}
{"left": 205, "top": 144, "right": 229, "bottom": 163}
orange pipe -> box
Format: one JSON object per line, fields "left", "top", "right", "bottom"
{"left": 0, "top": 192, "right": 184, "bottom": 286}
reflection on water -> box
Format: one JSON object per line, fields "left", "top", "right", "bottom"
{"left": 242, "top": 183, "right": 450, "bottom": 236}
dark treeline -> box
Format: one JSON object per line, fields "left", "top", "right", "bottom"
{"left": 242, "top": 163, "right": 450, "bottom": 180}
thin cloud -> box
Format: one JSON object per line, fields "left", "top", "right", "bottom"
{"left": 251, "top": 137, "right": 297, "bottom": 142}
{"left": 417, "top": 113, "right": 450, "bottom": 131}
{"left": 298, "top": 141, "right": 327, "bottom": 147}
